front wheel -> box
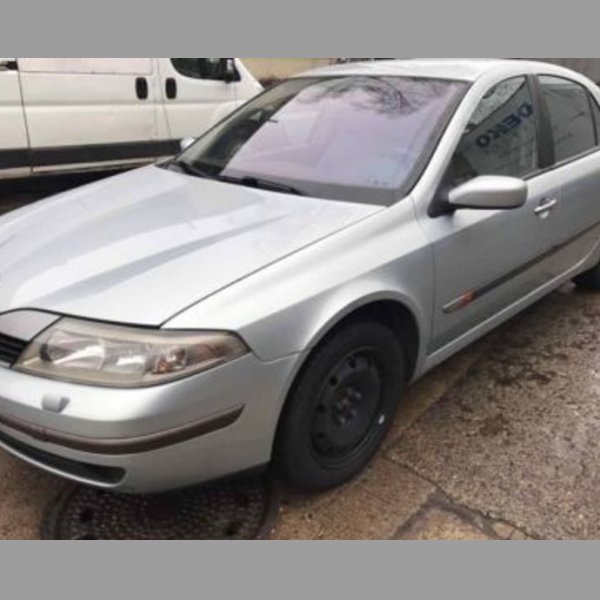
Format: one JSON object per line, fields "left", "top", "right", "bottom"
{"left": 275, "top": 320, "right": 405, "bottom": 492}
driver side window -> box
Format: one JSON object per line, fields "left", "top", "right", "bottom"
{"left": 447, "top": 76, "right": 538, "bottom": 187}
{"left": 171, "top": 58, "right": 228, "bottom": 81}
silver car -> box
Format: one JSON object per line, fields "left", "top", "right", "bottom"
{"left": 2, "top": 59, "right": 600, "bottom": 493}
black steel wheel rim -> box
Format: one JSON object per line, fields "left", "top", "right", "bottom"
{"left": 311, "top": 348, "right": 384, "bottom": 467}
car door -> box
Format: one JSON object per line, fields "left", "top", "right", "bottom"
{"left": 17, "top": 58, "right": 161, "bottom": 174}
{"left": 158, "top": 58, "right": 238, "bottom": 140}
{"left": 535, "top": 74, "right": 600, "bottom": 279}
{"left": 421, "top": 75, "right": 561, "bottom": 353}
{"left": 0, "top": 58, "right": 31, "bottom": 179}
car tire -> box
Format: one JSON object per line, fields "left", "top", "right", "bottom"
{"left": 574, "top": 263, "right": 600, "bottom": 291}
{"left": 275, "top": 319, "right": 405, "bottom": 492}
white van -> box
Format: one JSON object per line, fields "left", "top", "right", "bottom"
{"left": 0, "top": 58, "right": 263, "bottom": 180}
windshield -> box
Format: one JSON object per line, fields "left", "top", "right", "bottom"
{"left": 175, "top": 76, "right": 467, "bottom": 204}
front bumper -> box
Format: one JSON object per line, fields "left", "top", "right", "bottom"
{"left": 0, "top": 353, "right": 298, "bottom": 493}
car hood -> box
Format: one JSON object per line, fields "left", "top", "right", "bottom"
{"left": 0, "top": 166, "right": 381, "bottom": 326}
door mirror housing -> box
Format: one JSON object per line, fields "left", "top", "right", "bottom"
{"left": 448, "top": 176, "right": 528, "bottom": 211}
{"left": 179, "top": 137, "right": 196, "bottom": 152}
{"left": 221, "top": 58, "right": 239, "bottom": 84}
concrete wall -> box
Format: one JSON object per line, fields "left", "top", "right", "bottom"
{"left": 241, "top": 58, "right": 335, "bottom": 80}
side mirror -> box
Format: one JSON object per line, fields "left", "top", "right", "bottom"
{"left": 448, "top": 175, "right": 528, "bottom": 211}
{"left": 221, "top": 58, "right": 238, "bottom": 84}
{"left": 179, "top": 137, "right": 196, "bottom": 152}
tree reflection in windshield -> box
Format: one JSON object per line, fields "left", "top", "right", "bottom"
{"left": 180, "top": 76, "right": 467, "bottom": 204}
{"left": 298, "top": 76, "right": 454, "bottom": 118}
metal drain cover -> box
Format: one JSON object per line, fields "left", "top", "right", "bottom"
{"left": 42, "top": 478, "right": 277, "bottom": 540}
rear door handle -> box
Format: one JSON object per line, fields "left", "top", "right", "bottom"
{"left": 535, "top": 199, "right": 558, "bottom": 216}
{"left": 135, "top": 77, "right": 148, "bottom": 100}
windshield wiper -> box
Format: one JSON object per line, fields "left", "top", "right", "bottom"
{"left": 167, "top": 159, "right": 215, "bottom": 180}
{"left": 218, "top": 175, "right": 305, "bottom": 196}
{"left": 167, "top": 160, "right": 305, "bottom": 196}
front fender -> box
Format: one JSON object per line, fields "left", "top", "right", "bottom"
{"left": 293, "top": 284, "right": 426, "bottom": 363}
{"left": 165, "top": 198, "right": 434, "bottom": 371}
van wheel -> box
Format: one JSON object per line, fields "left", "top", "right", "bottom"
{"left": 574, "top": 263, "right": 600, "bottom": 291}
{"left": 275, "top": 320, "right": 405, "bottom": 492}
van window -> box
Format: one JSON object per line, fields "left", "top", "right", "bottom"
{"left": 447, "top": 76, "right": 538, "bottom": 186}
{"left": 171, "top": 58, "right": 227, "bottom": 81}
{"left": 18, "top": 58, "right": 152, "bottom": 75}
{"left": 539, "top": 75, "right": 597, "bottom": 163}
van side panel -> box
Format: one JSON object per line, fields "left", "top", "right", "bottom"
{"left": 0, "top": 61, "right": 31, "bottom": 178}
{"left": 18, "top": 58, "right": 167, "bottom": 174}
{"left": 18, "top": 58, "right": 153, "bottom": 75}
{"left": 1, "top": 58, "right": 261, "bottom": 180}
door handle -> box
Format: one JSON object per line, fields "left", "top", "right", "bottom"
{"left": 0, "top": 59, "right": 18, "bottom": 71}
{"left": 534, "top": 199, "right": 558, "bottom": 216}
{"left": 135, "top": 77, "right": 148, "bottom": 100}
{"left": 166, "top": 77, "right": 177, "bottom": 100}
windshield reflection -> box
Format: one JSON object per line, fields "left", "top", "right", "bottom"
{"left": 177, "top": 76, "right": 467, "bottom": 204}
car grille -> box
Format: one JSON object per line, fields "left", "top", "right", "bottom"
{"left": 0, "top": 333, "right": 27, "bottom": 366}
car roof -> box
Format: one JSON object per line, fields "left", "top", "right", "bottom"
{"left": 294, "top": 58, "right": 584, "bottom": 83}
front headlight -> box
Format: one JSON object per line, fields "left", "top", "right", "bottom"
{"left": 14, "top": 318, "right": 249, "bottom": 388}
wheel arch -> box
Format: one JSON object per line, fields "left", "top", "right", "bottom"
{"left": 305, "top": 297, "right": 422, "bottom": 383}
{"left": 271, "top": 295, "right": 423, "bottom": 468}
{"left": 277, "top": 294, "right": 423, "bottom": 424}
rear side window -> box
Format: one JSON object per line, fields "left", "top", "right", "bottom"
{"left": 447, "top": 76, "right": 538, "bottom": 186}
{"left": 171, "top": 58, "right": 227, "bottom": 81}
{"left": 539, "top": 75, "right": 597, "bottom": 163}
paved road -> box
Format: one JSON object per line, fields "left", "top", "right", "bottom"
{"left": 1, "top": 178, "right": 600, "bottom": 539}
{"left": 273, "top": 286, "right": 600, "bottom": 540}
